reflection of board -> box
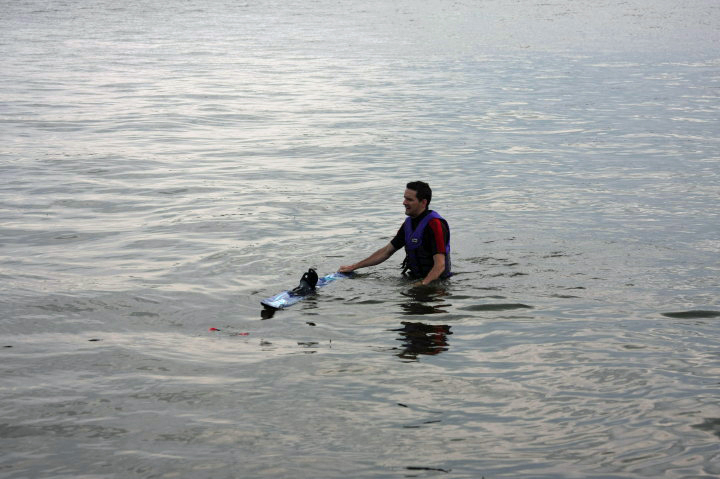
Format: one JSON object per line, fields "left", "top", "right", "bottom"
{"left": 261, "top": 272, "right": 352, "bottom": 310}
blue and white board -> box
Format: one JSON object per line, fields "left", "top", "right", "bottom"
{"left": 261, "top": 272, "right": 352, "bottom": 310}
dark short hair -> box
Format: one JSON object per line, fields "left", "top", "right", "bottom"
{"left": 406, "top": 181, "right": 432, "bottom": 206}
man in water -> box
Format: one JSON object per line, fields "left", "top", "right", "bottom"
{"left": 339, "top": 181, "right": 451, "bottom": 285}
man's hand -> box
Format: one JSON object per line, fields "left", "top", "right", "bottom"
{"left": 338, "top": 243, "right": 398, "bottom": 274}
{"left": 413, "top": 253, "right": 446, "bottom": 287}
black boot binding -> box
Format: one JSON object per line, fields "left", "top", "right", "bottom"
{"left": 291, "top": 268, "right": 318, "bottom": 296}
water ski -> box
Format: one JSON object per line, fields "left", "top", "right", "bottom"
{"left": 261, "top": 268, "right": 352, "bottom": 311}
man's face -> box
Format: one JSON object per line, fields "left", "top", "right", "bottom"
{"left": 403, "top": 188, "right": 427, "bottom": 218}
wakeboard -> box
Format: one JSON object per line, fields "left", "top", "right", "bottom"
{"left": 261, "top": 270, "right": 352, "bottom": 310}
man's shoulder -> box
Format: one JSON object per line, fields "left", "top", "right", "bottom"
{"left": 426, "top": 216, "right": 447, "bottom": 232}
{"left": 428, "top": 210, "right": 449, "bottom": 224}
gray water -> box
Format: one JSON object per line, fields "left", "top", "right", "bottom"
{"left": 1, "top": 1, "right": 719, "bottom": 478}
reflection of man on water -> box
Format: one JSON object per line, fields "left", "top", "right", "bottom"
{"left": 392, "top": 322, "right": 452, "bottom": 360}
{"left": 339, "top": 181, "right": 451, "bottom": 286}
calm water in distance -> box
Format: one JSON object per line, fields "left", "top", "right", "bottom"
{"left": 1, "top": 1, "right": 719, "bottom": 478}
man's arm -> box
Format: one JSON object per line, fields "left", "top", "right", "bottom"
{"left": 417, "top": 253, "right": 446, "bottom": 286}
{"left": 339, "top": 243, "right": 398, "bottom": 273}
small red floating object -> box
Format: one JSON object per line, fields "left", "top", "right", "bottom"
{"left": 209, "top": 327, "right": 221, "bottom": 331}
{"left": 233, "top": 332, "right": 249, "bottom": 336}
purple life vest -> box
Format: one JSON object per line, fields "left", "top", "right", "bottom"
{"left": 403, "top": 211, "right": 451, "bottom": 279}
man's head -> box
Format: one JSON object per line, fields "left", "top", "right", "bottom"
{"left": 404, "top": 181, "right": 432, "bottom": 218}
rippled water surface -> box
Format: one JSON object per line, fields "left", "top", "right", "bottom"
{"left": 1, "top": 1, "right": 719, "bottom": 478}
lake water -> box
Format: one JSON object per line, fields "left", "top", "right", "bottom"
{"left": 1, "top": 1, "right": 719, "bottom": 477}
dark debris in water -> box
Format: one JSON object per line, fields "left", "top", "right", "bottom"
{"left": 406, "top": 466, "right": 452, "bottom": 473}
{"left": 459, "top": 303, "right": 533, "bottom": 312}
{"left": 623, "top": 344, "right": 646, "bottom": 350}
{"left": 403, "top": 420, "right": 442, "bottom": 429}
{"left": 661, "top": 310, "right": 720, "bottom": 319}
